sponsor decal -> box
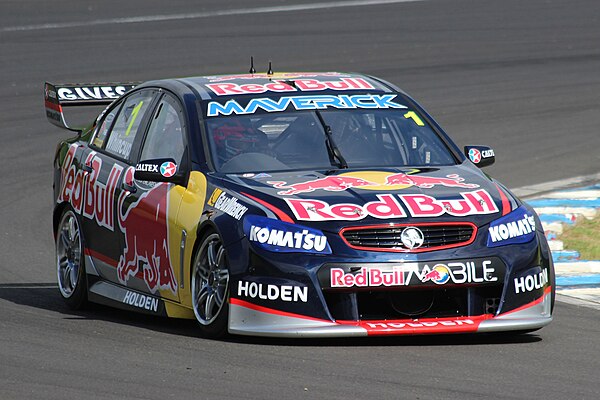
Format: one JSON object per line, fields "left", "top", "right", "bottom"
{"left": 206, "top": 77, "right": 374, "bottom": 96}
{"left": 207, "top": 188, "right": 223, "bottom": 206}
{"left": 468, "top": 148, "right": 481, "bottom": 164}
{"left": 160, "top": 161, "right": 177, "bottom": 178}
{"left": 45, "top": 84, "right": 57, "bottom": 100}
{"left": 123, "top": 290, "right": 159, "bottom": 312}
{"left": 206, "top": 94, "right": 406, "bottom": 116}
{"left": 268, "top": 172, "right": 478, "bottom": 195}
{"left": 365, "top": 318, "right": 475, "bottom": 330}
{"left": 57, "top": 85, "right": 133, "bottom": 102}
{"left": 487, "top": 206, "right": 536, "bottom": 247}
{"left": 468, "top": 148, "right": 494, "bottom": 164}
{"left": 117, "top": 168, "right": 178, "bottom": 295}
{"left": 136, "top": 163, "right": 158, "bottom": 172}
{"left": 286, "top": 189, "right": 498, "bottom": 221}
{"left": 105, "top": 136, "right": 133, "bottom": 159}
{"left": 328, "top": 259, "right": 499, "bottom": 289}
{"left": 243, "top": 215, "right": 331, "bottom": 254}
{"left": 514, "top": 268, "right": 549, "bottom": 294}
{"left": 58, "top": 144, "right": 122, "bottom": 231}
{"left": 237, "top": 280, "right": 308, "bottom": 303}
{"left": 209, "top": 189, "right": 248, "bottom": 220}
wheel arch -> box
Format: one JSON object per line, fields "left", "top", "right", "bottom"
{"left": 53, "top": 202, "right": 71, "bottom": 238}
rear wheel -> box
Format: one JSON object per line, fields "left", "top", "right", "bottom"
{"left": 191, "top": 232, "right": 230, "bottom": 338}
{"left": 56, "top": 209, "right": 88, "bottom": 309}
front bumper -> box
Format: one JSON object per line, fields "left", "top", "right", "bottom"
{"left": 228, "top": 287, "right": 552, "bottom": 337}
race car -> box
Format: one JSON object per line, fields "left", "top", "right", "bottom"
{"left": 47, "top": 71, "right": 554, "bottom": 338}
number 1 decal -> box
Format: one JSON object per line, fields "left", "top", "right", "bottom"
{"left": 404, "top": 111, "right": 425, "bottom": 126}
{"left": 125, "top": 101, "right": 144, "bottom": 136}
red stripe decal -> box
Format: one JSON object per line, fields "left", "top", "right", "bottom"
{"left": 84, "top": 248, "right": 144, "bottom": 280}
{"left": 85, "top": 248, "right": 117, "bottom": 267}
{"left": 494, "top": 183, "right": 511, "bottom": 216}
{"left": 45, "top": 100, "right": 62, "bottom": 112}
{"left": 241, "top": 192, "right": 295, "bottom": 223}
{"left": 499, "top": 286, "right": 552, "bottom": 316}
{"left": 230, "top": 298, "right": 329, "bottom": 323}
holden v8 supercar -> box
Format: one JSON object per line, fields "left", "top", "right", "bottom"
{"left": 48, "top": 71, "right": 553, "bottom": 338}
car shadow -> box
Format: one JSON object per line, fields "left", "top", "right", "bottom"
{"left": 0, "top": 283, "right": 200, "bottom": 338}
{"left": 223, "top": 330, "right": 542, "bottom": 347}
{"left": 0, "top": 283, "right": 542, "bottom": 346}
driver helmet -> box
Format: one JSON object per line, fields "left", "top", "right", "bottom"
{"left": 212, "top": 119, "right": 268, "bottom": 163}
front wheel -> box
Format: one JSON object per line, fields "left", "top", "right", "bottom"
{"left": 56, "top": 208, "right": 88, "bottom": 309}
{"left": 191, "top": 232, "right": 230, "bottom": 338}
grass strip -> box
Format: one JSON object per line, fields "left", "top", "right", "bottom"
{"left": 560, "top": 217, "right": 600, "bottom": 260}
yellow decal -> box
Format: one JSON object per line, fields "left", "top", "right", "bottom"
{"left": 404, "top": 111, "right": 425, "bottom": 126}
{"left": 168, "top": 171, "right": 208, "bottom": 316}
{"left": 207, "top": 188, "right": 223, "bottom": 206}
{"left": 125, "top": 100, "right": 144, "bottom": 136}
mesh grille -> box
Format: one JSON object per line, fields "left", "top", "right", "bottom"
{"left": 341, "top": 224, "right": 476, "bottom": 252}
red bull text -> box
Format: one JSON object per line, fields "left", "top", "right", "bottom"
{"left": 207, "top": 77, "right": 374, "bottom": 96}
{"left": 58, "top": 144, "right": 122, "bottom": 231}
{"left": 286, "top": 190, "right": 498, "bottom": 221}
{"left": 330, "top": 260, "right": 498, "bottom": 288}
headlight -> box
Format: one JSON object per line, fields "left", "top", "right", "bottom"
{"left": 243, "top": 215, "right": 332, "bottom": 254}
{"left": 486, "top": 205, "right": 537, "bottom": 247}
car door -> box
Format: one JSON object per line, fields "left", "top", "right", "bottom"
{"left": 115, "top": 91, "right": 189, "bottom": 302}
{"left": 81, "top": 88, "right": 158, "bottom": 293}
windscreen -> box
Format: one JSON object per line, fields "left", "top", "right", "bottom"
{"left": 204, "top": 107, "right": 456, "bottom": 173}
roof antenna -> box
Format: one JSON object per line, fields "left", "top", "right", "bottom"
{"left": 249, "top": 56, "right": 256, "bottom": 74}
{"left": 267, "top": 61, "right": 273, "bottom": 76}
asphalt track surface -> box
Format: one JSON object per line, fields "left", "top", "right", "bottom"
{"left": 0, "top": 0, "right": 599, "bottom": 399}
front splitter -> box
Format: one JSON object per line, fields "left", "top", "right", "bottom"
{"left": 228, "top": 288, "right": 553, "bottom": 338}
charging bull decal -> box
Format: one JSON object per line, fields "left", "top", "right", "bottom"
{"left": 268, "top": 172, "right": 479, "bottom": 196}
{"left": 116, "top": 167, "right": 178, "bottom": 294}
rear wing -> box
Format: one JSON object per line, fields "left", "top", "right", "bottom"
{"left": 44, "top": 82, "right": 139, "bottom": 131}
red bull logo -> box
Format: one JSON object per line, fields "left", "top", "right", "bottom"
{"left": 268, "top": 176, "right": 377, "bottom": 195}
{"left": 384, "top": 173, "right": 479, "bottom": 189}
{"left": 286, "top": 189, "right": 498, "bottom": 221}
{"left": 421, "top": 265, "right": 451, "bottom": 284}
{"left": 329, "top": 260, "right": 498, "bottom": 289}
{"left": 116, "top": 167, "right": 178, "bottom": 295}
{"left": 268, "top": 171, "right": 479, "bottom": 195}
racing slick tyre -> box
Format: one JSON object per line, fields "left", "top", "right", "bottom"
{"left": 191, "top": 232, "right": 230, "bottom": 338}
{"left": 56, "top": 208, "right": 88, "bottom": 309}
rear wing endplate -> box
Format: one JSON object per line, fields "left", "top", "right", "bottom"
{"left": 44, "top": 82, "right": 139, "bottom": 131}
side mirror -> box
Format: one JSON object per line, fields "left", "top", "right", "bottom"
{"left": 134, "top": 158, "right": 187, "bottom": 186}
{"left": 464, "top": 145, "right": 495, "bottom": 168}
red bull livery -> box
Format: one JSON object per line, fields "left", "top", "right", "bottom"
{"left": 49, "top": 71, "right": 553, "bottom": 339}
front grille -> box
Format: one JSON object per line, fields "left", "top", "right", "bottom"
{"left": 340, "top": 223, "right": 476, "bottom": 253}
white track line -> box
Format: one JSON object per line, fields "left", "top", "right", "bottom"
{"left": 1, "top": 0, "right": 424, "bottom": 33}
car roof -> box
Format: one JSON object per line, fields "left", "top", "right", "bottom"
{"left": 139, "top": 72, "right": 402, "bottom": 101}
